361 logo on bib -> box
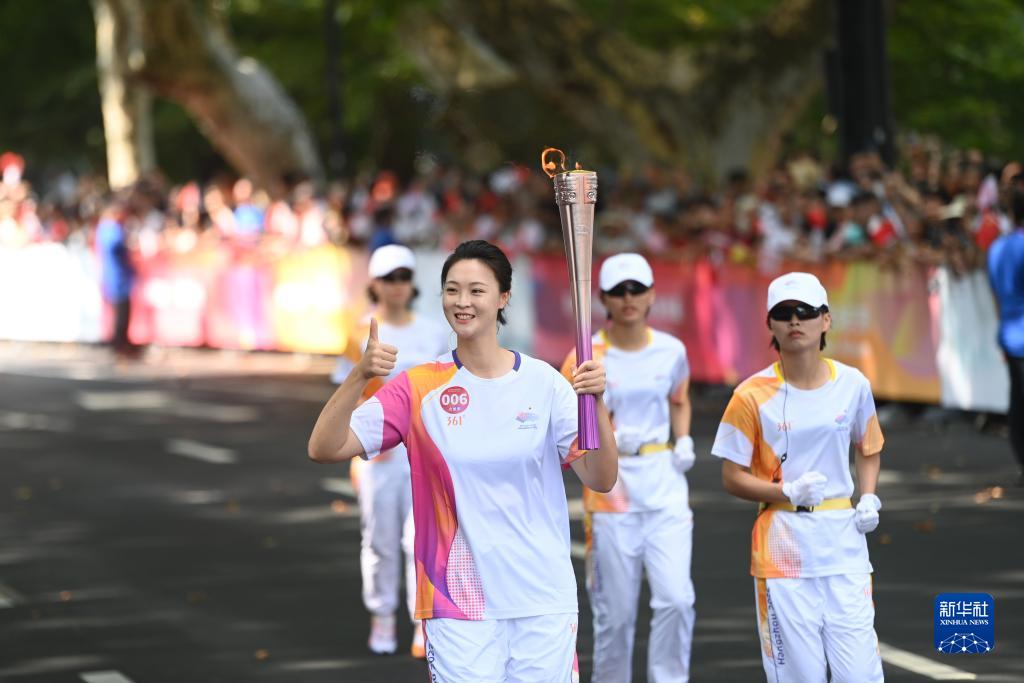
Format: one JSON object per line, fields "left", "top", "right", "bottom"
{"left": 439, "top": 386, "right": 470, "bottom": 414}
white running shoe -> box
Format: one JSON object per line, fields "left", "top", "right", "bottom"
{"left": 368, "top": 614, "right": 397, "bottom": 655}
{"left": 410, "top": 620, "right": 425, "bottom": 659}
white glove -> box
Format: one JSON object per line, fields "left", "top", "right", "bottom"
{"left": 781, "top": 471, "right": 828, "bottom": 508}
{"left": 672, "top": 436, "right": 696, "bottom": 473}
{"left": 613, "top": 427, "right": 644, "bottom": 455}
{"left": 855, "top": 493, "right": 882, "bottom": 534}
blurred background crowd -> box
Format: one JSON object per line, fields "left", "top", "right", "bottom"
{"left": 1, "top": 137, "right": 1018, "bottom": 276}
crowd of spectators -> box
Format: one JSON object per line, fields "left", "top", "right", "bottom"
{"left": 0, "top": 138, "right": 1019, "bottom": 275}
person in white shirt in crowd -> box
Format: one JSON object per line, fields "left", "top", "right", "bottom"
{"left": 561, "top": 253, "right": 696, "bottom": 683}
{"left": 394, "top": 178, "right": 438, "bottom": 246}
{"left": 330, "top": 244, "right": 450, "bottom": 658}
{"left": 309, "top": 239, "right": 618, "bottom": 682}
{"left": 711, "top": 272, "right": 885, "bottom": 683}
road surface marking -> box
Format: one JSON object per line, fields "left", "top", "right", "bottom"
{"left": 165, "top": 439, "right": 238, "bottom": 465}
{"left": 80, "top": 672, "right": 136, "bottom": 683}
{"left": 321, "top": 478, "right": 356, "bottom": 498}
{"left": 77, "top": 391, "right": 258, "bottom": 423}
{"left": 0, "top": 581, "right": 23, "bottom": 608}
{"left": 878, "top": 642, "right": 977, "bottom": 680}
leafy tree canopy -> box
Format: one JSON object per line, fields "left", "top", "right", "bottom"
{"left": 2, "top": 0, "right": 1022, "bottom": 185}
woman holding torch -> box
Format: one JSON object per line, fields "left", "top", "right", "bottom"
{"left": 309, "top": 240, "right": 618, "bottom": 682}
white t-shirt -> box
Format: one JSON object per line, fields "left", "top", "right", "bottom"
{"left": 561, "top": 328, "right": 690, "bottom": 512}
{"left": 711, "top": 359, "right": 884, "bottom": 579}
{"left": 350, "top": 350, "right": 585, "bottom": 621}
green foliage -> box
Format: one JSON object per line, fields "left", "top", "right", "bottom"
{"left": 889, "top": 0, "right": 1024, "bottom": 160}
{"left": 3, "top": 0, "right": 1024, "bottom": 183}
{"left": 0, "top": 0, "right": 105, "bottom": 176}
{"left": 227, "top": 0, "right": 432, "bottom": 178}
{"left": 579, "top": 0, "right": 773, "bottom": 49}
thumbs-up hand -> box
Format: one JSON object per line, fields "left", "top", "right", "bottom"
{"left": 356, "top": 318, "right": 398, "bottom": 380}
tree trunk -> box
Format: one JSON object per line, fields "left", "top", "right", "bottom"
{"left": 103, "top": 0, "right": 322, "bottom": 198}
{"left": 93, "top": 0, "right": 155, "bottom": 190}
{"left": 402, "top": 0, "right": 827, "bottom": 183}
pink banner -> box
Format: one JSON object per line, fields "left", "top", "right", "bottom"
{"left": 123, "top": 244, "right": 942, "bottom": 403}
{"left": 532, "top": 255, "right": 941, "bottom": 402}
{"left": 128, "top": 244, "right": 368, "bottom": 355}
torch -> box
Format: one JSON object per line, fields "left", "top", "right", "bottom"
{"left": 542, "top": 147, "right": 600, "bottom": 449}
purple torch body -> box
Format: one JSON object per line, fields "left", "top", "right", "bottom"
{"left": 542, "top": 148, "right": 600, "bottom": 450}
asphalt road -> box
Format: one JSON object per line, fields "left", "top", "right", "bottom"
{"left": 0, "top": 343, "right": 1021, "bottom": 682}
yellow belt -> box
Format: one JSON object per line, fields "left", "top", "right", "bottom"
{"left": 621, "top": 442, "right": 672, "bottom": 457}
{"left": 759, "top": 497, "right": 852, "bottom": 513}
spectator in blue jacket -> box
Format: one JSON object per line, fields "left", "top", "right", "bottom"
{"left": 987, "top": 173, "right": 1024, "bottom": 483}
{"left": 95, "top": 198, "right": 138, "bottom": 356}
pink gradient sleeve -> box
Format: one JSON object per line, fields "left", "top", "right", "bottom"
{"left": 350, "top": 372, "right": 412, "bottom": 460}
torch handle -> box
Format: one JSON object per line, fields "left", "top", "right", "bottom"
{"left": 576, "top": 327, "right": 601, "bottom": 451}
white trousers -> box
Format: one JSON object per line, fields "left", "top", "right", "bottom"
{"left": 424, "top": 613, "right": 580, "bottom": 683}
{"left": 754, "top": 573, "right": 884, "bottom": 683}
{"left": 587, "top": 507, "right": 695, "bottom": 683}
{"left": 352, "top": 454, "right": 415, "bottom": 620}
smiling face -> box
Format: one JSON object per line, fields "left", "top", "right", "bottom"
{"left": 767, "top": 299, "right": 831, "bottom": 353}
{"left": 442, "top": 259, "right": 510, "bottom": 340}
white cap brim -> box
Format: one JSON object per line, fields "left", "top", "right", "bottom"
{"left": 766, "top": 272, "right": 828, "bottom": 312}
{"left": 599, "top": 253, "right": 654, "bottom": 291}
{"left": 368, "top": 244, "right": 416, "bottom": 278}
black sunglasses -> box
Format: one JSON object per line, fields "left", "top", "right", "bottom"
{"left": 604, "top": 280, "right": 650, "bottom": 297}
{"left": 768, "top": 303, "right": 827, "bottom": 322}
{"left": 379, "top": 268, "right": 413, "bottom": 283}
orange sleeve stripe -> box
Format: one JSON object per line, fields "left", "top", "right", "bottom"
{"left": 361, "top": 376, "right": 385, "bottom": 400}
{"left": 405, "top": 361, "right": 459, "bottom": 395}
{"left": 723, "top": 376, "right": 784, "bottom": 483}
{"left": 859, "top": 414, "right": 884, "bottom": 455}
{"left": 560, "top": 343, "right": 607, "bottom": 383}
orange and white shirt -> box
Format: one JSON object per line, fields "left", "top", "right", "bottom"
{"left": 711, "top": 359, "right": 884, "bottom": 579}
{"left": 350, "top": 350, "right": 586, "bottom": 621}
{"left": 561, "top": 328, "right": 690, "bottom": 513}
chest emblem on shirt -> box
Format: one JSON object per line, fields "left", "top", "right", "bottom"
{"left": 439, "top": 386, "right": 470, "bottom": 414}
{"left": 835, "top": 411, "right": 850, "bottom": 431}
{"left": 515, "top": 410, "right": 539, "bottom": 430}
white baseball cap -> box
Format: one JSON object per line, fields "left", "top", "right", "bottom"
{"left": 599, "top": 253, "right": 654, "bottom": 292}
{"left": 368, "top": 244, "right": 415, "bottom": 278}
{"left": 766, "top": 272, "right": 828, "bottom": 312}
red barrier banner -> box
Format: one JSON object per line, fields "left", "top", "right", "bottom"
{"left": 2, "top": 242, "right": 971, "bottom": 406}
{"left": 130, "top": 248, "right": 223, "bottom": 347}
{"left": 206, "top": 248, "right": 276, "bottom": 350}
{"left": 129, "top": 244, "right": 369, "bottom": 355}
{"left": 532, "top": 255, "right": 942, "bottom": 402}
